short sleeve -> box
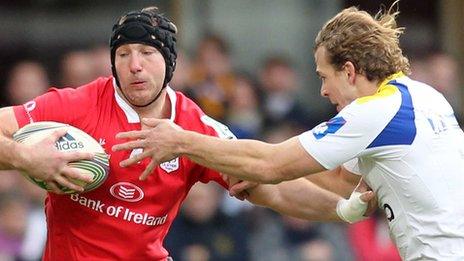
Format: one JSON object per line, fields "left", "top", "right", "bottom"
{"left": 13, "top": 85, "right": 96, "bottom": 128}
{"left": 298, "top": 89, "right": 402, "bottom": 169}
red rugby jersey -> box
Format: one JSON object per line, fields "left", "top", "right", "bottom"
{"left": 13, "top": 77, "right": 230, "bottom": 260}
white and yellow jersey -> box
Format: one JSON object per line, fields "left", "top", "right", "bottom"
{"left": 299, "top": 72, "right": 464, "bottom": 260}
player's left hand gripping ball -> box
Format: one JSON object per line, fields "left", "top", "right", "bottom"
{"left": 13, "top": 121, "right": 109, "bottom": 194}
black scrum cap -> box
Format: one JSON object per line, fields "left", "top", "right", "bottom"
{"left": 110, "top": 9, "right": 177, "bottom": 89}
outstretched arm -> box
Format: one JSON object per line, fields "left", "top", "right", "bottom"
{"left": 248, "top": 178, "right": 343, "bottom": 221}
{"left": 244, "top": 176, "right": 374, "bottom": 223}
{"left": 183, "top": 134, "right": 323, "bottom": 183}
{"left": 227, "top": 166, "right": 373, "bottom": 222}
{"left": 113, "top": 118, "right": 325, "bottom": 182}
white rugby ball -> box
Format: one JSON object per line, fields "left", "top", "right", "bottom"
{"left": 13, "top": 121, "right": 109, "bottom": 194}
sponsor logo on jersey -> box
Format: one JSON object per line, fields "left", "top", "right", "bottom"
{"left": 312, "top": 116, "right": 346, "bottom": 140}
{"left": 70, "top": 194, "right": 167, "bottom": 226}
{"left": 159, "top": 158, "right": 179, "bottom": 173}
{"left": 110, "top": 182, "right": 144, "bottom": 202}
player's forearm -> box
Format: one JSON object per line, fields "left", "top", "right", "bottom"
{"left": 0, "top": 107, "right": 24, "bottom": 170}
{"left": 0, "top": 134, "right": 28, "bottom": 170}
{"left": 178, "top": 130, "right": 285, "bottom": 183}
{"left": 178, "top": 131, "right": 321, "bottom": 183}
{"left": 247, "top": 178, "right": 342, "bottom": 221}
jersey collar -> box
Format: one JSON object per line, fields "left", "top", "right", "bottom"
{"left": 378, "top": 72, "right": 405, "bottom": 89}
{"left": 112, "top": 78, "right": 177, "bottom": 123}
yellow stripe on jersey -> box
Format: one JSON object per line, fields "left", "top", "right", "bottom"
{"left": 356, "top": 72, "right": 405, "bottom": 104}
{"left": 356, "top": 85, "right": 397, "bottom": 104}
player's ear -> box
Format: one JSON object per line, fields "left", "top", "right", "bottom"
{"left": 343, "top": 61, "right": 356, "bottom": 84}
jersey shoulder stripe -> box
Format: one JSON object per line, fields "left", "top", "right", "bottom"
{"left": 367, "top": 76, "right": 416, "bottom": 148}
{"left": 356, "top": 84, "right": 397, "bottom": 104}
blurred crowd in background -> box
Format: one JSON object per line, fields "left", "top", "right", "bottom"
{"left": 0, "top": 1, "right": 462, "bottom": 261}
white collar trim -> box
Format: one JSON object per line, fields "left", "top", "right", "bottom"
{"left": 166, "top": 87, "right": 177, "bottom": 122}
{"left": 112, "top": 78, "right": 176, "bottom": 123}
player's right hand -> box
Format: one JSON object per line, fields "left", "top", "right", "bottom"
{"left": 113, "top": 118, "right": 184, "bottom": 180}
{"left": 336, "top": 179, "right": 375, "bottom": 223}
{"left": 354, "top": 179, "right": 377, "bottom": 217}
{"left": 17, "top": 129, "right": 94, "bottom": 194}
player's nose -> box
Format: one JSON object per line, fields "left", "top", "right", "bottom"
{"left": 129, "top": 55, "right": 143, "bottom": 73}
{"left": 320, "top": 86, "right": 329, "bottom": 97}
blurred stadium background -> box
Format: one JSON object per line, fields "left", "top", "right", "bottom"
{"left": 0, "top": 0, "right": 462, "bottom": 260}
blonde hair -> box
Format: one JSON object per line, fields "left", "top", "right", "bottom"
{"left": 315, "top": 2, "right": 410, "bottom": 82}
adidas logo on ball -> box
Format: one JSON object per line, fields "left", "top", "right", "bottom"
{"left": 13, "top": 121, "right": 109, "bottom": 194}
{"left": 55, "top": 133, "right": 85, "bottom": 151}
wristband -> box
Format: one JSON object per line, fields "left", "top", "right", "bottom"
{"left": 336, "top": 191, "right": 368, "bottom": 223}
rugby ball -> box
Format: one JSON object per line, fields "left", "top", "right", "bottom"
{"left": 13, "top": 121, "right": 109, "bottom": 194}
